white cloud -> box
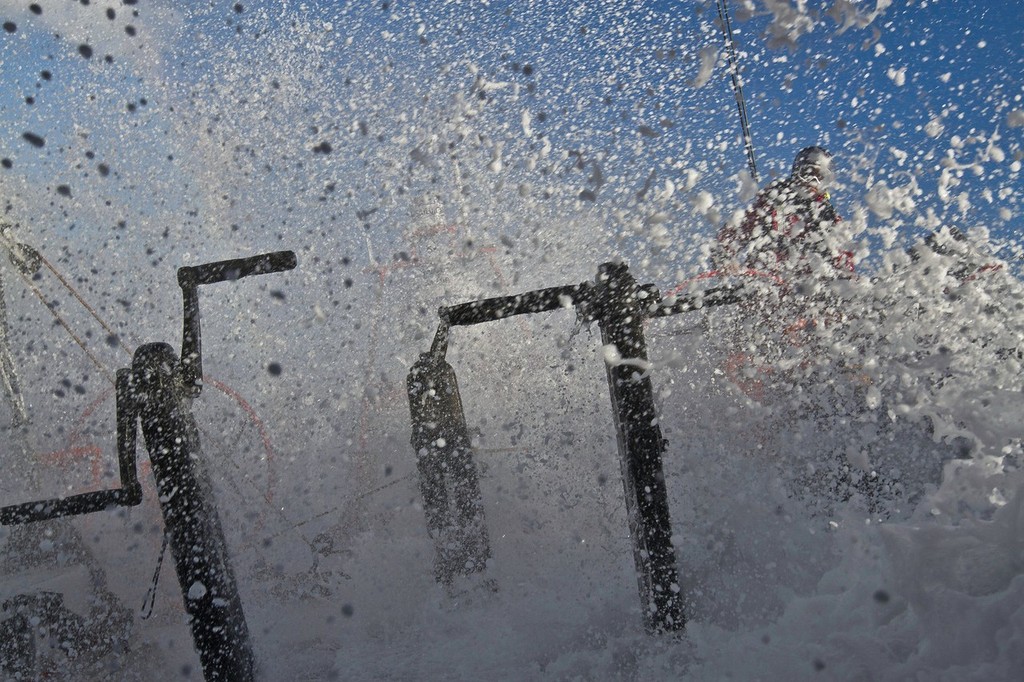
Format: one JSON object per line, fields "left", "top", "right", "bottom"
{"left": 0, "top": 0, "right": 183, "bottom": 80}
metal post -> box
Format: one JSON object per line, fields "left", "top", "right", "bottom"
{"left": 132, "top": 342, "right": 255, "bottom": 681}
{"left": 0, "top": 370, "right": 142, "bottom": 525}
{"left": 406, "top": 262, "right": 739, "bottom": 630}
{"left": 0, "top": 251, "right": 295, "bottom": 681}
{"left": 594, "top": 262, "right": 684, "bottom": 632}
{"left": 178, "top": 250, "right": 298, "bottom": 396}
{"left": 407, "top": 350, "right": 490, "bottom": 586}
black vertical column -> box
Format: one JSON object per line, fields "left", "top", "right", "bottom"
{"left": 407, "top": 352, "right": 490, "bottom": 586}
{"left": 595, "top": 262, "right": 684, "bottom": 632}
{"left": 132, "top": 342, "right": 255, "bottom": 681}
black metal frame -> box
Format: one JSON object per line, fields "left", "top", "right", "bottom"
{"left": 407, "top": 261, "right": 743, "bottom": 633}
{"left": 0, "top": 368, "right": 142, "bottom": 525}
{"left": 1, "top": 250, "right": 296, "bottom": 682}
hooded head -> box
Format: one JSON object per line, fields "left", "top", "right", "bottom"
{"left": 791, "top": 146, "right": 835, "bottom": 189}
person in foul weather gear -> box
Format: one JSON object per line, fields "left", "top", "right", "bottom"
{"left": 710, "top": 147, "right": 855, "bottom": 404}
{"left": 0, "top": 220, "right": 42, "bottom": 427}
{"left": 714, "top": 146, "right": 851, "bottom": 279}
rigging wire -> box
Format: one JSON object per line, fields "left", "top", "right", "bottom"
{"left": 12, "top": 266, "right": 118, "bottom": 386}
{"left": 0, "top": 232, "right": 127, "bottom": 385}
{"left": 36, "top": 250, "right": 136, "bottom": 358}
{"left": 716, "top": 0, "right": 759, "bottom": 182}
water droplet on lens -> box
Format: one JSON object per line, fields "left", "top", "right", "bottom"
{"left": 22, "top": 132, "right": 45, "bottom": 147}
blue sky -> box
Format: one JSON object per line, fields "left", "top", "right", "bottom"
{"left": 734, "top": 1, "right": 1022, "bottom": 234}
{"left": 0, "top": 1, "right": 1021, "bottom": 274}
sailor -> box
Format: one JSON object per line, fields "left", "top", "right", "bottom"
{"left": 711, "top": 147, "right": 853, "bottom": 401}
{"left": 715, "top": 146, "right": 851, "bottom": 279}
